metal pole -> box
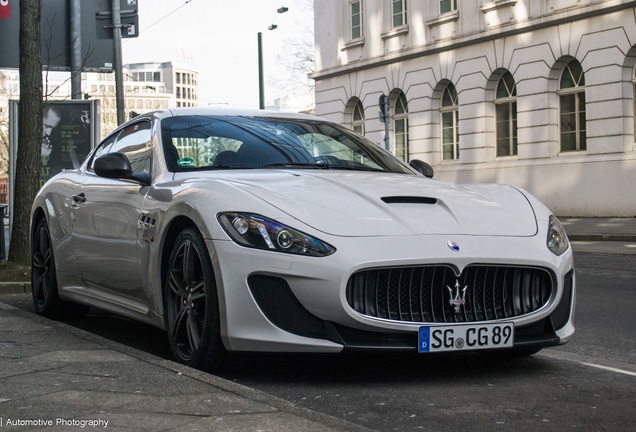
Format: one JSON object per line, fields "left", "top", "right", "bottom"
{"left": 258, "top": 32, "right": 264, "bottom": 109}
{"left": 112, "top": 0, "right": 125, "bottom": 125}
{"left": 0, "top": 204, "right": 5, "bottom": 260}
{"left": 384, "top": 111, "right": 391, "bottom": 152}
{"left": 70, "top": 0, "right": 82, "bottom": 99}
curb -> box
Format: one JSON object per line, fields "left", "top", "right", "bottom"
{"left": 567, "top": 234, "right": 636, "bottom": 242}
{"left": 0, "top": 281, "right": 30, "bottom": 294}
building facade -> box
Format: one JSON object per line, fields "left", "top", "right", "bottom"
{"left": 84, "top": 61, "right": 198, "bottom": 138}
{"left": 125, "top": 62, "right": 198, "bottom": 108}
{"left": 311, "top": 0, "right": 636, "bottom": 216}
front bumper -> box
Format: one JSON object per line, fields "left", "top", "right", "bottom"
{"left": 247, "top": 270, "right": 575, "bottom": 351}
{"left": 209, "top": 232, "right": 576, "bottom": 354}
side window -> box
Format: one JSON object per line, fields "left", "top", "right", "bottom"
{"left": 89, "top": 121, "right": 153, "bottom": 176}
{"left": 88, "top": 133, "right": 119, "bottom": 171}
{"left": 110, "top": 121, "right": 153, "bottom": 176}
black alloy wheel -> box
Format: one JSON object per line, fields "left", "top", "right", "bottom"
{"left": 31, "top": 218, "right": 88, "bottom": 319}
{"left": 164, "top": 227, "right": 225, "bottom": 371}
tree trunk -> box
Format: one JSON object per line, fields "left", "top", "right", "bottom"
{"left": 9, "top": 0, "right": 42, "bottom": 265}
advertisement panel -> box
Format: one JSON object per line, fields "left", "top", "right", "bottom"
{"left": 39, "top": 101, "right": 97, "bottom": 187}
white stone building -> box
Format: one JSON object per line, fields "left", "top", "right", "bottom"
{"left": 311, "top": 0, "right": 636, "bottom": 216}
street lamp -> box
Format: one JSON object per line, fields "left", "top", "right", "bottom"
{"left": 258, "top": 6, "right": 288, "bottom": 109}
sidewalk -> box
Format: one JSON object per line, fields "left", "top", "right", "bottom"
{"left": 0, "top": 217, "right": 634, "bottom": 431}
{"left": 560, "top": 217, "right": 636, "bottom": 255}
{"left": 560, "top": 217, "right": 636, "bottom": 242}
{"left": 0, "top": 301, "right": 371, "bottom": 432}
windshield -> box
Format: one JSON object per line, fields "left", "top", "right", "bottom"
{"left": 160, "top": 115, "right": 414, "bottom": 174}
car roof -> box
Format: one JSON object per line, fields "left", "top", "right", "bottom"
{"left": 131, "top": 107, "right": 320, "bottom": 123}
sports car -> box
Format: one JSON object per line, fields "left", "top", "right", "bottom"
{"left": 31, "top": 107, "right": 575, "bottom": 371}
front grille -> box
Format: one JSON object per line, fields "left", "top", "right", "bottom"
{"left": 346, "top": 265, "right": 554, "bottom": 323}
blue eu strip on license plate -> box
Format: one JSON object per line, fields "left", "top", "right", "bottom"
{"left": 419, "top": 323, "right": 514, "bottom": 353}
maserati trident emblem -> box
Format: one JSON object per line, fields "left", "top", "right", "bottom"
{"left": 447, "top": 240, "right": 460, "bottom": 252}
{"left": 447, "top": 280, "right": 468, "bottom": 312}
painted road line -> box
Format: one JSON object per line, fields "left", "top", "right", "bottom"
{"left": 580, "top": 362, "right": 636, "bottom": 377}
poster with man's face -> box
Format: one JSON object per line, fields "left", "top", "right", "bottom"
{"left": 40, "top": 102, "right": 93, "bottom": 187}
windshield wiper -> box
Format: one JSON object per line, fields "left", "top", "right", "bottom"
{"left": 262, "top": 162, "right": 330, "bottom": 169}
{"left": 262, "top": 162, "right": 385, "bottom": 172}
{"left": 184, "top": 164, "right": 251, "bottom": 171}
{"left": 328, "top": 165, "right": 386, "bottom": 172}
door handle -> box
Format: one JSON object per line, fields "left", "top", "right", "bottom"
{"left": 72, "top": 193, "right": 86, "bottom": 204}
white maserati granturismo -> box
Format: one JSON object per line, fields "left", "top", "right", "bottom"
{"left": 31, "top": 108, "right": 575, "bottom": 371}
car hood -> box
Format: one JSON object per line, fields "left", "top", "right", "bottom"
{"left": 213, "top": 171, "right": 538, "bottom": 237}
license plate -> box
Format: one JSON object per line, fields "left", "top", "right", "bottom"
{"left": 418, "top": 323, "right": 514, "bottom": 353}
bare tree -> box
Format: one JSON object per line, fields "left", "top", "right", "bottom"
{"left": 0, "top": 74, "right": 11, "bottom": 175}
{"left": 278, "top": 22, "right": 314, "bottom": 94}
{"left": 272, "top": 0, "right": 315, "bottom": 110}
{"left": 10, "top": 0, "right": 42, "bottom": 265}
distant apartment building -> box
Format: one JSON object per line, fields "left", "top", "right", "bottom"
{"left": 125, "top": 61, "right": 198, "bottom": 108}
{"left": 311, "top": 0, "right": 636, "bottom": 216}
{"left": 84, "top": 61, "right": 198, "bottom": 137}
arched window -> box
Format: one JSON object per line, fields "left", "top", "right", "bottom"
{"left": 394, "top": 92, "right": 409, "bottom": 161}
{"left": 441, "top": 83, "right": 459, "bottom": 160}
{"left": 559, "top": 59, "right": 586, "bottom": 151}
{"left": 633, "top": 67, "right": 636, "bottom": 138}
{"left": 495, "top": 72, "right": 517, "bottom": 157}
{"left": 352, "top": 100, "right": 365, "bottom": 135}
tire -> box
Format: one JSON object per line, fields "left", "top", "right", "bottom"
{"left": 164, "top": 227, "right": 226, "bottom": 371}
{"left": 31, "top": 218, "right": 89, "bottom": 320}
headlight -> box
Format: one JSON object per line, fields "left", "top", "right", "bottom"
{"left": 218, "top": 212, "right": 336, "bottom": 257}
{"left": 547, "top": 215, "right": 569, "bottom": 256}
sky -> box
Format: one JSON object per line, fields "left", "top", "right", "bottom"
{"left": 121, "top": 0, "right": 315, "bottom": 110}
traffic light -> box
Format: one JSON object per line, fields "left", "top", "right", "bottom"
{"left": 379, "top": 94, "right": 389, "bottom": 123}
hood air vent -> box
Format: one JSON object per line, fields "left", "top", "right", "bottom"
{"left": 381, "top": 196, "right": 437, "bottom": 204}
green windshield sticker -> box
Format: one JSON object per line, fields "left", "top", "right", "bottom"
{"left": 177, "top": 157, "right": 194, "bottom": 166}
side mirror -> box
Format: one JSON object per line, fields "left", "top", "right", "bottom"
{"left": 409, "top": 159, "right": 434, "bottom": 178}
{"left": 94, "top": 152, "right": 149, "bottom": 185}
